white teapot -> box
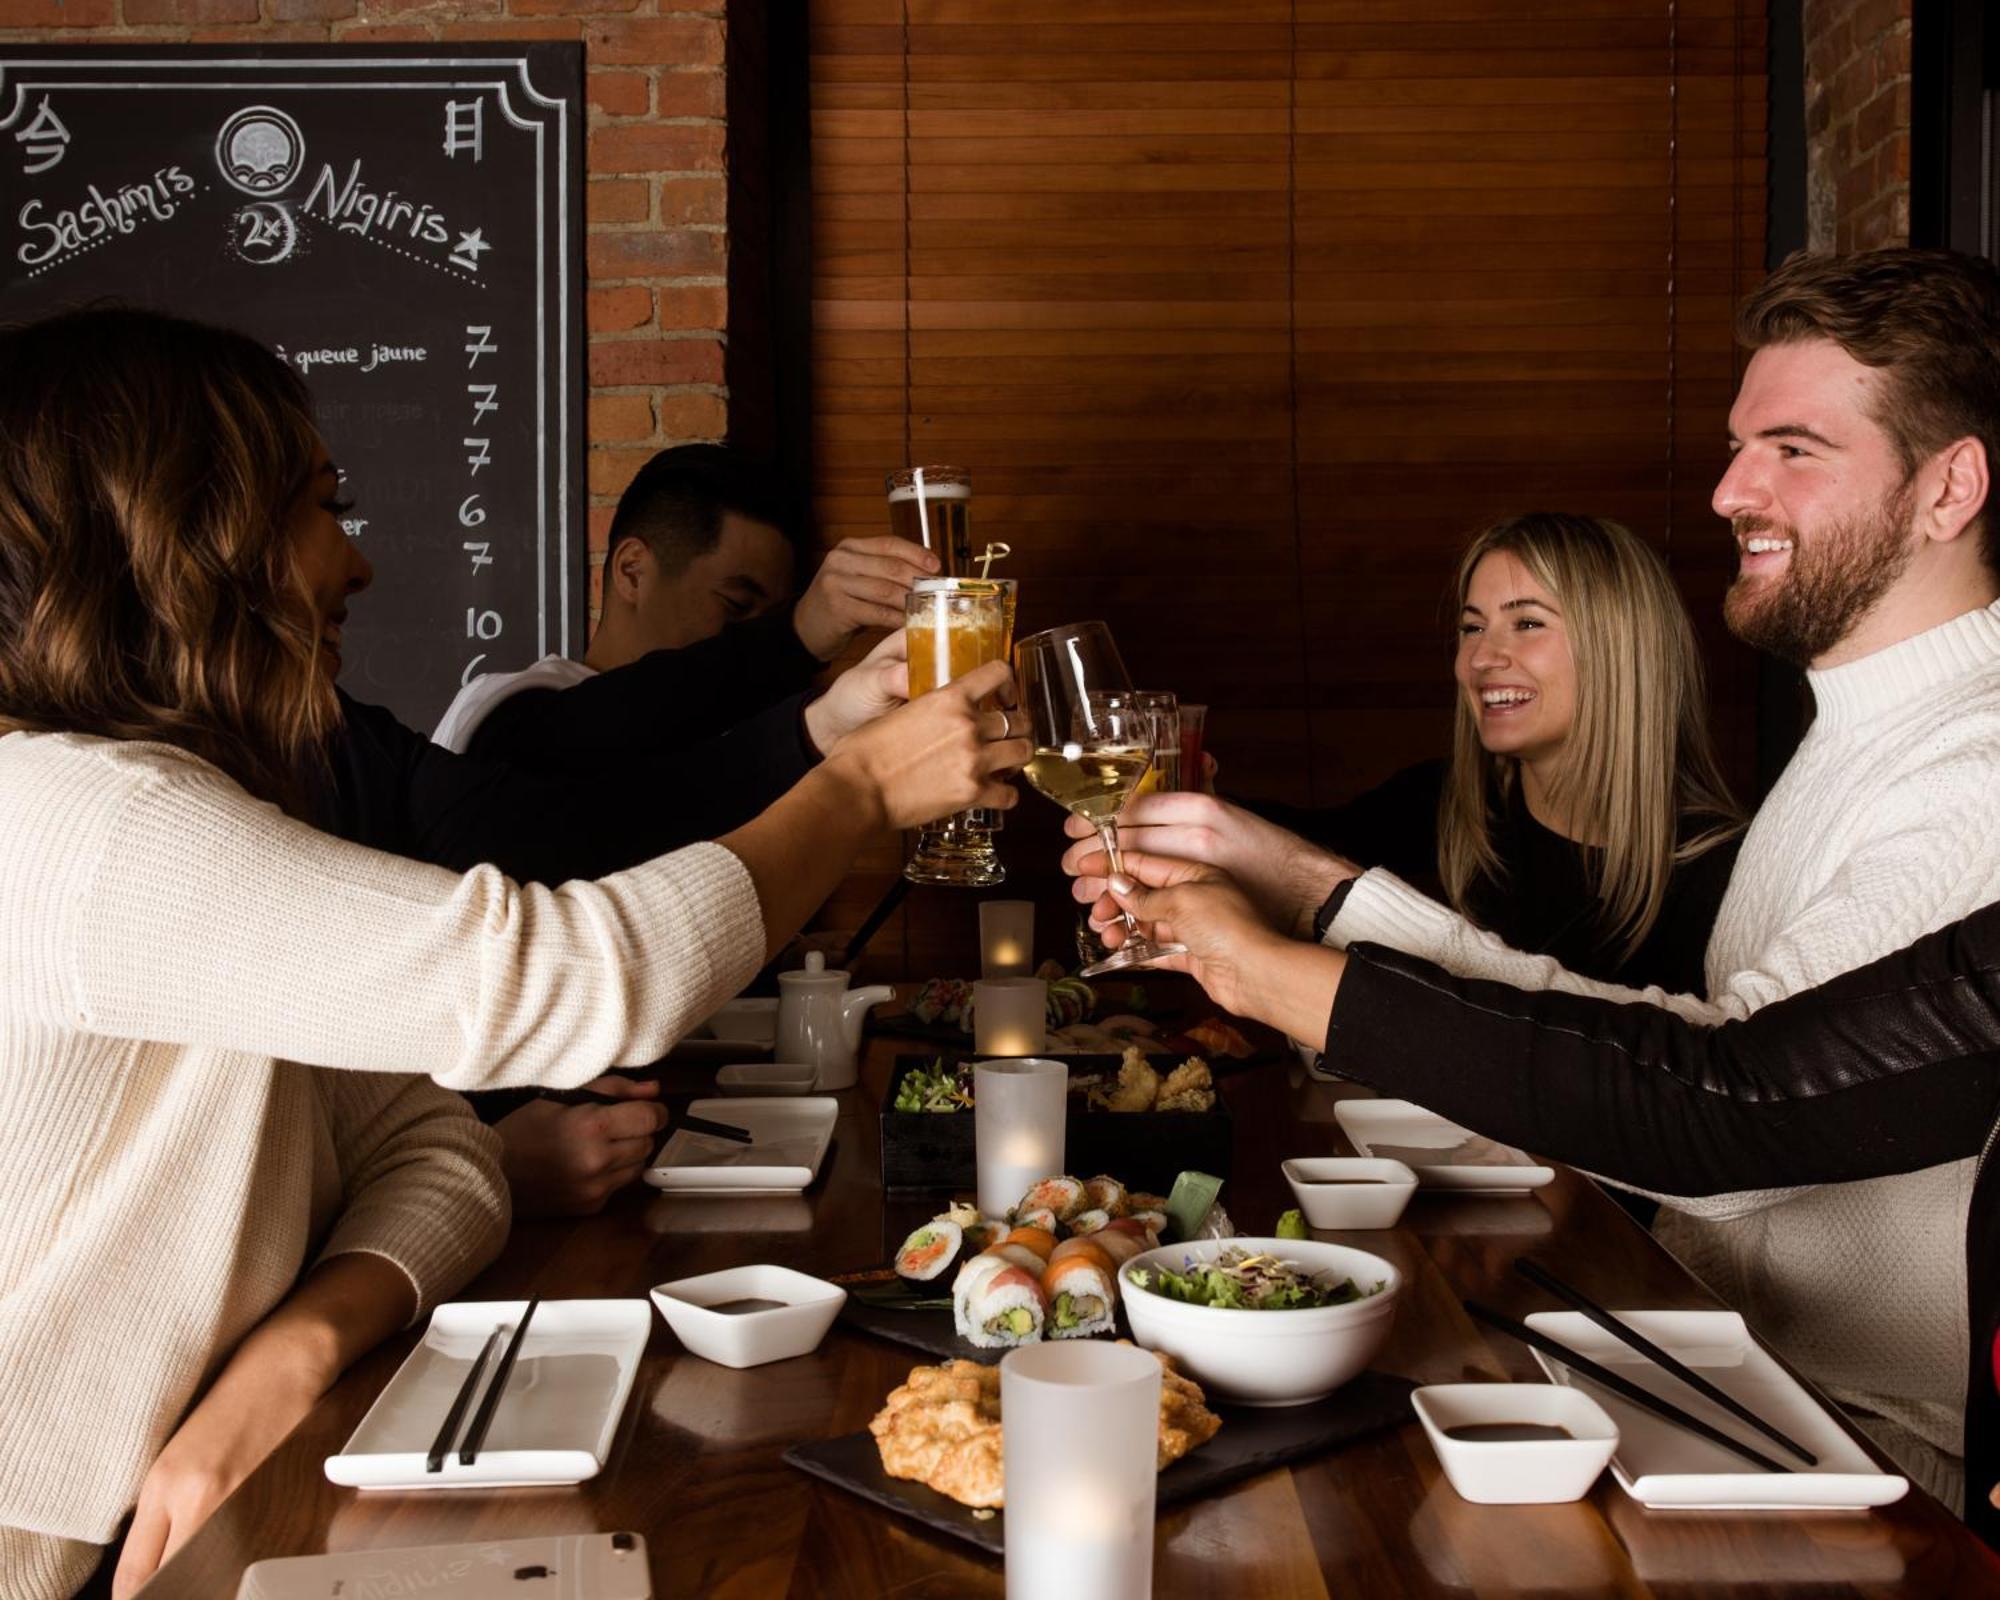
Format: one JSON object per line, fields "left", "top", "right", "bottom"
{"left": 775, "top": 951, "right": 894, "bottom": 1091}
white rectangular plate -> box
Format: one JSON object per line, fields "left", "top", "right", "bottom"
{"left": 645, "top": 1095, "right": 838, "bottom": 1191}
{"left": 325, "top": 1299, "right": 649, "bottom": 1490}
{"left": 1333, "top": 1098, "right": 1554, "bottom": 1194}
{"left": 1526, "top": 1309, "right": 1909, "bottom": 1510}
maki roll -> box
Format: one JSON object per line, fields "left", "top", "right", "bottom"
{"left": 960, "top": 1217, "right": 1008, "bottom": 1253}
{"left": 1042, "top": 1253, "right": 1117, "bottom": 1339}
{"left": 1084, "top": 1227, "right": 1146, "bottom": 1267}
{"left": 1049, "top": 1236, "right": 1116, "bottom": 1271}
{"left": 1013, "top": 1206, "right": 1060, "bottom": 1235}
{"left": 895, "top": 1218, "right": 965, "bottom": 1283}
{"left": 1001, "top": 1226, "right": 1058, "bottom": 1263}
{"left": 952, "top": 1253, "right": 1010, "bottom": 1337}
{"left": 1067, "top": 1208, "right": 1112, "bottom": 1236}
{"left": 1128, "top": 1209, "right": 1169, "bottom": 1240}
{"left": 1081, "top": 1175, "right": 1128, "bottom": 1216}
{"left": 962, "top": 1264, "right": 1049, "bottom": 1348}
{"left": 981, "top": 1241, "right": 1046, "bottom": 1274}
{"left": 1015, "top": 1175, "right": 1087, "bottom": 1222}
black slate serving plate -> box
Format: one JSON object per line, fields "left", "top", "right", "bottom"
{"left": 839, "top": 1282, "right": 1125, "bottom": 1364}
{"left": 784, "top": 1373, "right": 1416, "bottom": 1556}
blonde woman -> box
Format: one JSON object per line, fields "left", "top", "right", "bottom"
{"left": 1065, "top": 513, "right": 1744, "bottom": 994}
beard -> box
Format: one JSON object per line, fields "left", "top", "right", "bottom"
{"left": 1722, "top": 480, "right": 1917, "bottom": 666}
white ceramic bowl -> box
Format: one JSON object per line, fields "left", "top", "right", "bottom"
{"left": 1410, "top": 1382, "right": 1619, "bottom": 1504}
{"left": 650, "top": 1265, "right": 845, "bottom": 1370}
{"left": 1283, "top": 1157, "right": 1418, "bottom": 1230}
{"left": 1118, "top": 1237, "right": 1400, "bottom": 1406}
{"left": 703, "top": 998, "right": 779, "bottom": 1046}
{"left": 715, "top": 1061, "right": 818, "bottom": 1097}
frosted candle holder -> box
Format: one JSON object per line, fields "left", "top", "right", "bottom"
{"left": 1002, "top": 1340, "right": 1161, "bottom": 1600}
{"left": 972, "top": 977, "right": 1046, "bottom": 1058}
{"left": 979, "top": 899, "right": 1036, "bottom": 978}
{"left": 974, "top": 1058, "right": 1066, "bottom": 1218}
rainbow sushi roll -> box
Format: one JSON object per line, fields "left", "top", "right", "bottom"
{"left": 1067, "top": 1208, "right": 1112, "bottom": 1236}
{"left": 961, "top": 1263, "right": 1048, "bottom": 1348}
{"left": 981, "top": 1241, "right": 1046, "bottom": 1274}
{"left": 1082, "top": 1175, "right": 1127, "bottom": 1216}
{"left": 952, "top": 1253, "right": 1010, "bottom": 1337}
{"left": 1001, "top": 1226, "right": 1058, "bottom": 1263}
{"left": 1014, "top": 1175, "right": 1086, "bottom": 1222}
{"left": 1129, "top": 1209, "right": 1169, "bottom": 1240}
{"left": 1042, "top": 1252, "right": 1117, "bottom": 1339}
{"left": 1083, "top": 1227, "right": 1145, "bottom": 1267}
{"left": 894, "top": 1219, "right": 965, "bottom": 1283}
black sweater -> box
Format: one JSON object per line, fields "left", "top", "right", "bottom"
{"left": 1326, "top": 916, "right": 2000, "bottom": 1546}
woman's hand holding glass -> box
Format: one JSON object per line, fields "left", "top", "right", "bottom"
{"left": 824, "top": 656, "right": 1029, "bottom": 830}
{"left": 1061, "top": 791, "right": 1358, "bottom": 940}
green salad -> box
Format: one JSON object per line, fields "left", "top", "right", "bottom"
{"left": 1129, "top": 1248, "right": 1381, "bottom": 1311}
{"left": 892, "top": 1059, "right": 972, "bottom": 1113}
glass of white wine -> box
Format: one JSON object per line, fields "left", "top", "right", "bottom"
{"left": 1014, "top": 622, "right": 1188, "bottom": 977}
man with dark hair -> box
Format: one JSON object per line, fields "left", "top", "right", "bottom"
{"left": 433, "top": 443, "right": 937, "bottom": 766}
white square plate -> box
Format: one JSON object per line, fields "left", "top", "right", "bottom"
{"left": 644, "top": 1096, "right": 838, "bottom": 1191}
{"left": 1526, "top": 1309, "right": 1909, "bottom": 1509}
{"left": 324, "top": 1298, "right": 649, "bottom": 1490}
{"left": 1333, "top": 1098, "right": 1554, "bottom": 1195}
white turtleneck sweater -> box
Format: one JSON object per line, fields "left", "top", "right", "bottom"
{"left": 1327, "top": 598, "right": 2000, "bottom": 1511}
{"left": 0, "top": 730, "right": 767, "bottom": 1575}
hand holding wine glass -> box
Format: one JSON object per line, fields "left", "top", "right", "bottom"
{"left": 1013, "top": 621, "right": 1187, "bottom": 976}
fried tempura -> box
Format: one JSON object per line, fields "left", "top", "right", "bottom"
{"left": 1096, "top": 1046, "right": 1160, "bottom": 1112}
{"left": 1156, "top": 1056, "right": 1215, "bottom": 1113}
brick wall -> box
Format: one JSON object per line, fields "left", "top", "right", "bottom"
{"left": 0, "top": 0, "right": 733, "bottom": 627}
{"left": 1803, "top": 0, "right": 1913, "bottom": 249}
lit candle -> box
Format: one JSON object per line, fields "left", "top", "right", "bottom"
{"left": 1002, "top": 1341, "right": 1160, "bottom": 1600}
{"left": 979, "top": 900, "right": 1036, "bottom": 978}
{"left": 973, "top": 977, "right": 1046, "bottom": 1058}
{"left": 974, "top": 1057, "right": 1066, "bottom": 1217}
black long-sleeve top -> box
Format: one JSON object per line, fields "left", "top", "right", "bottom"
{"left": 1324, "top": 917, "right": 2000, "bottom": 1545}
{"left": 464, "top": 605, "right": 824, "bottom": 776}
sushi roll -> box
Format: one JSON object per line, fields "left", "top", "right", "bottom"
{"left": 1067, "top": 1208, "right": 1112, "bottom": 1236}
{"left": 1014, "top": 1175, "right": 1087, "bottom": 1222}
{"left": 960, "top": 1218, "right": 1008, "bottom": 1253}
{"left": 1049, "top": 1236, "right": 1116, "bottom": 1272}
{"left": 962, "top": 1264, "right": 1049, "bottom": 1348}
{"left": 1042, "top": 1253, "right": 1117, "bottom": 1339}
{"left": 895, "top": 1218, "right": 965, "bottom": 1283}
{"left": 1129, "top": 1209, "right": 1169, "bottom": 1240}
{"left": 1098, "top": 1217, "right": 1154, "bottom": 1246}
{"left": 1013, "top": 1207, "right": 1060, "bottom": 1235}
{"left": 1085, "top": 1228, "right": 1146, "bottom": 1267}
{"left": 952, "top": 1253, "right": 1010, "bottom": 1337}
{"left": 981, "top": 1241, "right": 1046, "bottom": 1273}
{"left": 1001, "top": 1226, "right": 1057, "bottom": 1263}
{"left": 1081, "top": 1175, "right": 1128, "bottom": 1216}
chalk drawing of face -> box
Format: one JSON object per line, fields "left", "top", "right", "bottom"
{"left": 215, "top": 106, "right": 306, "bottom": 196}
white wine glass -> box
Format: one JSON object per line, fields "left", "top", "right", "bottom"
{"left": 1014, "top": 621, "right": 1188, "bottom": 977}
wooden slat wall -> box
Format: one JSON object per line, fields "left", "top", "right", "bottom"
{"left": 807, "top": 0, "right": 1768, "bottom": 979}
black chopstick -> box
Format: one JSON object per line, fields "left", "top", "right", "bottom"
{"left": 1463, "top": 1300, "right": 1789, "bottom": 1474}
{"left": 839, "top": 877, "right": 910, "bottom": 969}
{"left": 458, "top": 1299, "right": 540, "bottom": 1466}
{"left": 1515, "top": 1260, "right": 1818, "bottom": 1466}
{"left": 543, "top": 1088, "right": 754, "bottom": 1145}
{"left": 425, "top": 1325, "right": 502, "bottom": 1473}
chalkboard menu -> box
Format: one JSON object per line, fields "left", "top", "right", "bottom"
{"left": 0, "top": 45, "right": 585, "bottom": 733}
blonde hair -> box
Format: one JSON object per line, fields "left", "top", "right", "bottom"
{"left": 0, "top": 306, "right": 337, "bottom": 817}
{"left": 1437, "top": 513, "right": 1743, "bottom": 965}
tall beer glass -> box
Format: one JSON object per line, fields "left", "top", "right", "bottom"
{"left": 886, "top": 465, "right": 974, "bottom": 577}
{"left": 904, "top": 578, "right": 1017, "bottom": 886}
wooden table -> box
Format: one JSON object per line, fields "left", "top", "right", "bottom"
{"left": 146, "top": 1032, "right": 2000, "bottom": 1598}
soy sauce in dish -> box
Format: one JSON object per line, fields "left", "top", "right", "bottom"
{"left": 708, "top": 1298, "right": 790, "bottom": 1315}
{"left": 1441, "top": 1422, "right": 1578, "bottom": 1443}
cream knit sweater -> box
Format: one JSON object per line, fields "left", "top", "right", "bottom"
{"left": 0, "top": 731, "right": 766, "bottom": 1565}
{"left": 1327, "top": 598, "right": 2000, "bottom": 1511}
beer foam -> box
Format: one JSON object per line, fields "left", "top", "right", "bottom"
{"left": 887, "top": 481, "right": 971, "bottom": 502}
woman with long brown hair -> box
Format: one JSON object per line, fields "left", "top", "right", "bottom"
{"left": 0, "top": 307, "right": 1027, "bottom": 1597}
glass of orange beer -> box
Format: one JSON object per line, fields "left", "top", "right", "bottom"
{"left": 904, "top": 577, "right": 1017, "bottom": 886}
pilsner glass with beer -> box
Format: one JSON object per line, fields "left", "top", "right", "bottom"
{"left": 904, "top": 577, "right": 1017, "bottom": 886}
{"left": 886, "top": 465, "right": 974, "bottom": 577}
{"left": 1128, "top": 690, "right": 1181, "bottom": 796}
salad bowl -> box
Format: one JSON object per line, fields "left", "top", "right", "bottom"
{"left": 1119, "top": 1237, "right": 1401, "bottom": 1405}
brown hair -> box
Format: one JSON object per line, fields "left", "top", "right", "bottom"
{"left": 0, "top": 305, "right": 337, "bottom": 815}
{"left": 1738, "top": 248, "right": 2000, "bottom": 571}
{"left": 1438, "top": 513, "right": 1744, "bottom": 966}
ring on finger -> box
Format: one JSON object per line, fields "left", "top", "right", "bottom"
{"left": 997, "top": 707, "right": 1014, "bottom": 740}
